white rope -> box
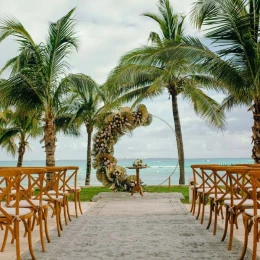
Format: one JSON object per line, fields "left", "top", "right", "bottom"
{"left": 229, "top": 206, "right": 235, "bottom": 214}
{"left": 12, "top": 215, "right": 21, "bottom": 222}
{"left": 253, "top": 215, "right": 260, "bottom": 224}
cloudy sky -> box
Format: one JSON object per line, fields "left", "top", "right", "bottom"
{"left": 0, "top": 0, "right": 253, "bottom": 161}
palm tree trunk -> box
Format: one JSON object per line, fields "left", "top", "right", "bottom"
{"left": 171, "top": 93, "right": 185, "bottom": 184}
{"left": 251, "top": 99, "right": 260, "bottom": 163}
{"left": 44, "top": 115, "right": 56, "bottom": 167}
{"left": 85, "top": 125, "right": 93, "bottom": 185}
{"left": 17, "top": 141, "right": 26, "bottom": 167}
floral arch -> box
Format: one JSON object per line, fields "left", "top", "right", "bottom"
{"left": 92, "top": 104, "right": 152, "bottom": 191}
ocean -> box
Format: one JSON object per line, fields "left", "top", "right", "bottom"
{"left": 0, "top": 157, "right": 254, "bottom": 186}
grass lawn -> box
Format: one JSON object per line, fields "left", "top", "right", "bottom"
{"left": 79, "top": 185, "right": 189, "bottom": 203}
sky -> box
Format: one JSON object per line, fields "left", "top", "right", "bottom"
{"left": 0, "top": 0, "right": 253, "bottom": 161}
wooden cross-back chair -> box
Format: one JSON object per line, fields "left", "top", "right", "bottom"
{"left": 191, "top": 165, "right": 219, "bottom": 224}
{"left": 0, "top": 168, "right": 35, "bottom": 260}
{"left": 240, "top": 170, "right": 260, "bottom": 260}
{"left": 206, "top": 165, "right": 231, "bottom": 236}
{"left": 221, "top": 166, "right": 254, "bottom": 251}
{"left": 42, "top": 166, "right": 67, "bottom": 237}
{"left": 190, "top": 164, "right": 218, "bottom": 218}
{"left": 16, "top": 167, "right": 50, "bottom": 252}
{"left": 60, "top": 166, "right": 82, "bottom": 218}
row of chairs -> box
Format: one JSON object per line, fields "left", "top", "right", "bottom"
{"left": 190, "top": 164, "right": 260, "bottom": 260}
{"left": 0, "top": 166, "right": 83, "bottom": 260}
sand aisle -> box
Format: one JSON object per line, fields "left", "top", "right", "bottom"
{"left": 21, "top": 192, "right": 253, "bottom": 260}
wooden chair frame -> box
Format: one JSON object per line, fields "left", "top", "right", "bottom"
{"left": 240, "top": 170, "right": 260, "bottom": 260}
{"left": 0, "top": 168, "right": 35, "bottom": 260}
{"left": 221, "top": 166, "right": 253, "bottom": 250}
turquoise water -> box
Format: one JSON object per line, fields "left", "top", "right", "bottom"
{"left": 0, "top": 158, "right": 254, "bottom": 186}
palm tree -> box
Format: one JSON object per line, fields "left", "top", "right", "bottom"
{"left": 190, "top": 0, "right": 260, "bottom": 163}
{"left": 61, "top": 73, "right": 108, "bottom": 185}
{"left": 106, "top": 0, "right": 225, "bottom": 184}
{"left": 0, "top": 8, "right": 79, "bottom": 166}
{"left": 0, "top": 109, "right": 42, "bottom": 166}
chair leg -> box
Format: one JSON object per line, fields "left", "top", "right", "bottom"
{"left": 228, "top": 210, "right": 236, "bottom": 250}
{"left": 63, "top": 198, "right": 68, "bottom": 225}
{"left": 78, "top": 192, "right": 83, "bottom": 215}
{"left": 1, "top": 225, "right": 10, "bottom": 252}
{"left": 240, "top": 215, "right": 253, "bottom": 260}
{"left": 196, "top": 194, "right": 202, "bottom": 220}
{"left": 190, "top": 189, "right": 195, "bottom": 213}
{"left": 74, "top": 192, "right": 78, "bottom": 218}
{"left": 54, "top": 201, "right": 61, "bottom": 237}
{"left": 14, "top": 220, "right": 21, "bottom": 260}
{"left": 67, "top": 197, "right": 72, "bottom": 221}
{"left": 222, "top": 206, "right": 229, "bottom": 242}
{"left": 59, "top": 203, "right": 63, "bottom": 231}
{"left": 206, "top": 199, "right": 213, "bottom": 229}
{"left": 38, "top": 209, "right": 45, "bottom": 252}
{"left": 200, "top": 194, "right": 207, "bottom": 224}
{"left": 27, "top": 218, "right": 36, "bottom": 260}
{"left": 43, "top": 208, "right": 50, "bottom": 243}
{"left": 252, "top": 219, "right": 259, "bottom": 260}
{"left": 213, "top": 202, "right": 219, "bottom": 235}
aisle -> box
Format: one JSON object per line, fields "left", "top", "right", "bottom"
{"left": 21, "top": 193, "right": 252, "bottom": 260}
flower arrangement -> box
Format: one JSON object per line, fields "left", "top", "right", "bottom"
{"left": 92, "top": 104, "right": 152, "bottom": 191}
{"left": 132, "top": 159, "right": 147, "bottom": 168}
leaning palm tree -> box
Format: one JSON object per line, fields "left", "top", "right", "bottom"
{"left": 0, "top": 109, "right": 42, "bottom": 166}
{"left": 106, "top": 0, "right": 225, "bottom": 184}
{"left": 0, "top": 8, "right": 79, "bottom": 166}
{"left": 62, "top": 73, "right": 112, "bottom": 185}
{"left": 190, "top": 0, "right": 260, "bottom": 163}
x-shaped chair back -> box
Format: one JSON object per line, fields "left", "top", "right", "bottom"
{"left": 190, "top": 164, "right": 218, "bottom": 216}
{"left": 0, "top": 169, "right": 22, "bottom": 222}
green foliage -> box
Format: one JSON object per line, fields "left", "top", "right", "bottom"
{"left": 77, "top": 186, "right": 111, "bottom": 201}
{"left": 78, "top": 185, "right": 189, "bottom": 203}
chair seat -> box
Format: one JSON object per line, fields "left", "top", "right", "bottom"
{"left": 0, "top": 207, "right": 32, "bottom": 217}
{"left": 42, "top": 195, "right": 64, "bottom": 201}
{"left": 48, "top": 190, "right": 69, "bottom": 196}
{"left": 19, "top": 199, "right": 49, "bottom": 207}
{"left": 224, "top": 199, "right": 254, "bottom": 207}
{"left": 6, "top": 199, "right": 49, "bottom": 207}
{"left": 244, "top": 208, "right": 260, "bottom": 217}
{"left": 197, "top": 187, "right": 224, "bottom": 194}
{"left": 209, "top": 193, "right": 239, "bottom": 200}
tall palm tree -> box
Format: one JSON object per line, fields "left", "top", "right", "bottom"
{"left": 0, "top": 109, "right": 42, "bottom": 166}
{"left": 0, "top": 8, "right": 79, "bottom": 166}
{"left": 61, "top": 73, "right": 108, "bottom": 185}
{"left": 106, "top": 0, "right": 225, "bottom": 184}
{"left": 190, "top": 0, "right": 260, "bottom": 162}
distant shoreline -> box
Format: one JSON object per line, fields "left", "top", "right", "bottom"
{"left": 0, "top": 157, "right": 252, "bottom": 162}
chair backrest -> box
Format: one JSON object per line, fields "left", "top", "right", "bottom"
{"left": 190, "top": 164, "right": 218, "bottom": 191}
{"left": 225, "top": 166, "right": 254, "bottom": 207}
{"left": 0, "top": 168, "right": 22, "bottom": 221}
{"left": 43, "top": 167, "right": 66, "bottom": 199}
{"left": 209, "top": 165, "right": 231, "bottom": 200}
{"left": 17, "top": 167, "right": 47, "bottom": 209}
{"left": 60, "top": 166, "right": 79, "bottom": 193}
{"left": 248, "top": 170, "right": 260, "bottom": 215}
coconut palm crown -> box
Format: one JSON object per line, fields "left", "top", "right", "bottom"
{"left": 190, "top": 0, "right": 260, "bottom": 162}
{"left": 61, "top": 73, "right": 108, "bottom": 185}
{"left": 0, "top": 8, "right": 80, "bottom": 166}
{"left": 106, "top": 0, "right": 226, "bottom": 184}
